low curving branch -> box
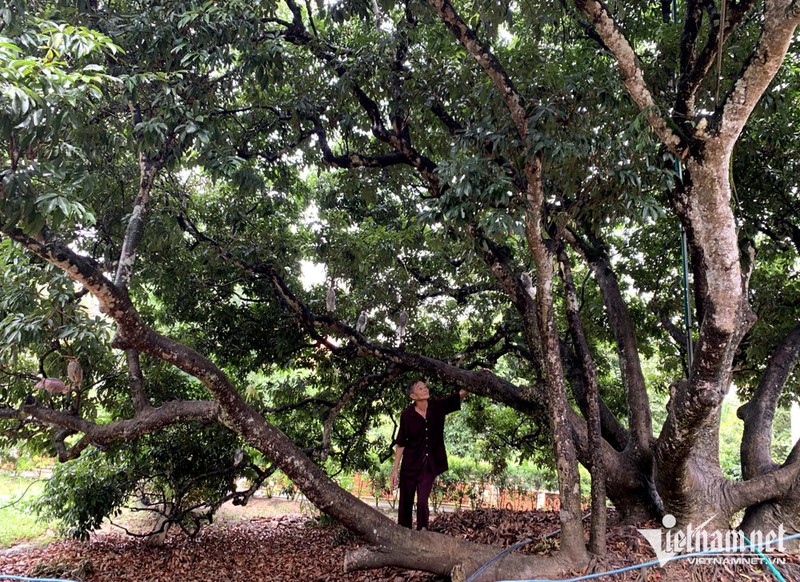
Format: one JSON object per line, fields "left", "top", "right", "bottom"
{"left": 727, "top": 461, "right": 800, "bottom": 515}
{"left": 738, "top": 322, "right": 800, "bottom": 480}
{"left": 5, "top": 399, "right": 220, "bottom": 461}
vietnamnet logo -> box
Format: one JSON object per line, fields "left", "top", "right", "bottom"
{"left": 637, "top": 514, "right": 788, "bottom": 566}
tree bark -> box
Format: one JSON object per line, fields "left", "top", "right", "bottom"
{"left": 523, "top": 163, "right": 588, "bottom": 563}
{"left": 345, "top": 528, "right": 576, "bottom": 580}
{"left": 115, "top": 150, "right": 160, "bottom": 414}
{"left": 567, "top": 408, "right": 662, "bottom": 523}
{"left": 573, "top": 0, "right": 799, "bottom": 533}
{"left": 737, "top": 323, "right": 800, "bottom": 547}
{"left": 558, "top": 244, "right": 606, "bottom": 555}
{"left": 739, "top": 323, "right": 800, "bottom": 479}
{"left": 580, "top": 234, "right": 653, "bottom": 453}
{"left": 425, "top": 0, "right": 587, "bottom": 560}
{"left": 8, "top": 399, "right": 221, "bottom": 461}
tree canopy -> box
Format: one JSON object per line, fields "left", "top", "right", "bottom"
{"left": 1, "top": 0, "right": 799, "bottom": 578}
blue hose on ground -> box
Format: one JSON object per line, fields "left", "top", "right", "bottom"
{"left": 740, "top": 533, "right": 787, "bottom": 582}
{"left": 465, "top": 537, "right": 533, "bottom": 582}
{"left": 493, "top": 531, "right": 800, "bottom": 582}
{"left": 3, "top": 530, "right": 798, "bottom": 582}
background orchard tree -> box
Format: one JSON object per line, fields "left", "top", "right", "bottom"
{"left": 1, "top": 0, "right": 800, "bottom": 579}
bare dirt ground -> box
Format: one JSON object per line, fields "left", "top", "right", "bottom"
{"left": 2, "top": 499, "right": 799, "bottom": 581}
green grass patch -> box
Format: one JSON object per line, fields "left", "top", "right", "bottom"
{"left": 0, "top": 472, "right": 56, "bottom": 547}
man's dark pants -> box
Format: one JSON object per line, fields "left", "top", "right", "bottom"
{"left": 398, "top": 459, "right": 436, "bottom": 530}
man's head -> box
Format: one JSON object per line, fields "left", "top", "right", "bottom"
{"left": 406, "top": 379, "right": 430, "bottom": 402}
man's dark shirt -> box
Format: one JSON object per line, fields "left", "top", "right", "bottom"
{"left": 396, "top": 392, "right": 461, "bottom": 477}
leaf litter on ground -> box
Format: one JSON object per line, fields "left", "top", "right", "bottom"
{"left": 2, "top": 509, "right": 799, "bottom": 581}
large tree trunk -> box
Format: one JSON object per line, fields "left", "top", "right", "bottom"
{"left": 655, "top": 399, "right": 731, "bottom": 529}
{"left": 570, "top": 0, "right": 800, "bottom": 537}
{"left": 653, "top": 150, "right": 752, "bottom": 529}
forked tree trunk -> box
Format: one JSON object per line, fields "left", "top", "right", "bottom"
{"left": 569, "top": 0, "right": 800, "bottom": 551}
{"left": 655, "top": 402, "right": 732, "bottom": 530}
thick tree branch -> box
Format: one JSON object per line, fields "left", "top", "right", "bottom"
{"left": 556, "top": 243, "right": 606, "bottom": 554}
{"left": 468, "top": 226, "right": 539, "bottom": 338}
{"left": 662, "top": 179, "right": 755, "bottom": 466}
{"left": 345, "top": 528, "right": 575, "bottom": 579}
{"left": 2, "top": 228, "right": 137, "bottom": 321}
{"left": 126, "top": 349, "right": 152, "bottom": 413}
{"left": 566, "top": 230, "right": 653, "bottom": 451}
{"left": 8, "top": 400, "right": 220, "bottom": 460}
{"left": 521, "top": 159, "right": 587, "bottom": 561}
{"left": 727, "top": 461, "right": 800, "bottom": 514}
{"left": 115, "top": 153, "right": 159, "bottom": 289}
{"left": 263, "top": 261, "right": 539, "bottom": 411}
{"left": 738, "top": 322, "right": 800, "bottom": 480}
{"left": 389, "top": 2, "right": 413, "bottom": 142}
{"left": 561, "top": 342, "right": 629, "bottom": 451}
{"left": 572, "top": 0, "right": 683, "bottom": 152}
{"left": 316, "top": 123, "right": 408, "bottom": 169}
{"left": 675, "top": 0, "right": 757, "bottom": 120}
{"left": 114, "top": 133, "right": 163, "bottom": 414}
{"left": 717, "top": 2, "right": 800, "bottom": 145}
{"left": 427, "top": 0, "right": 528, "bottom": 139}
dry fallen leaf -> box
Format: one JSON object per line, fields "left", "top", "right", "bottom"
{"left": 1, "top": 509, "right": 798, "bottom": 582}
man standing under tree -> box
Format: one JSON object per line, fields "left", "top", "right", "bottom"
{"left": 391, "top": 380, "right": 468, "bottom": 530}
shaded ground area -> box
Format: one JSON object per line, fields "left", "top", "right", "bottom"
{"left": 2, "top": 504, "right": 799, "bottom": 581}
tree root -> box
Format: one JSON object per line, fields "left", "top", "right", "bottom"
{"left": 344, "top": 529, "right": 582, "bottom": 581}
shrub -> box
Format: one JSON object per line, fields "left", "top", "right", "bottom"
{"left": 34, "top": 424, "right": 260, "bottom": 540}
